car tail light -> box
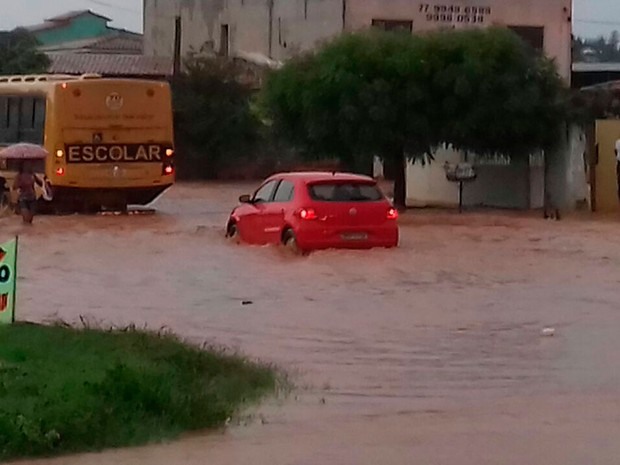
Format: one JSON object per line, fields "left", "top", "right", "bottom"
{"left": 55, "top": 167, "right": 65, "bottom": 176}
{"left": 298, "top": 208, "right": 317, "bottom": 220}
{"left": 387, "top": 207, "right": 398, "bottom": 220}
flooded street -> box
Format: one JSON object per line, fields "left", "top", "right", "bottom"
{"left": 4, "top": 183, "right": 620, "bottom": 465}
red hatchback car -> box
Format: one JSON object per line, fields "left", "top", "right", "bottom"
{"left": 226, "top": 172, "right": 399, "bottom": 253}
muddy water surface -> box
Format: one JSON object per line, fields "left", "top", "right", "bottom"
{"left": 3, "top": 183, "right": 620, "bottom": 465}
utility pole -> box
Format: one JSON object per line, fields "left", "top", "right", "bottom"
{"left": 268, "top": 0, "right": 274, "bottom": 58}
{"left": 173, "top": 15, "right": 182, "bottom": 80}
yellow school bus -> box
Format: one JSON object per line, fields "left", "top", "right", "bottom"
{"left": 0, "top": 74, "right": 175, "bottom": 211}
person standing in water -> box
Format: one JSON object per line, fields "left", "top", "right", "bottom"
{"left": 13, "top": 162, "right": 42, "bottom": 224}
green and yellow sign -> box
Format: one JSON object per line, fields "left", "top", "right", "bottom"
{"left": 0, "top": 237, "right": 17, "bottom": 325}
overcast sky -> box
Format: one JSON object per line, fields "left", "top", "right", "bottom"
{"left": 1, "top": 0, "right": 620, "bottom": 39}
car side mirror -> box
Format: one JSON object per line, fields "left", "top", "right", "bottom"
{"left": 239, "top": 194, "right": 252, "bottom": 204}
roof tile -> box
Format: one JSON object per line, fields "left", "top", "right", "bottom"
{"left": 47, "top": 53, "right": 173, "bottom": 77}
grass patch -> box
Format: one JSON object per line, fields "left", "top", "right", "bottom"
{"left": 0, "top": 323, "right": 277, "bottom": 460}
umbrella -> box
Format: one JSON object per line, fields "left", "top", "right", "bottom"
{"left": 0, "top": 143, "right": 49, "bottom": 160}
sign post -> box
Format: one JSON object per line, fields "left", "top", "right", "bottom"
{"left": 444, "top": 162, "right": 477, "bottom": 213}
{"left": 0, "top": 236, "right": 18, "bottom": 325}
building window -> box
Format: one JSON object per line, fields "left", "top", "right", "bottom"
{"left": 508, "top": 26, "right": 544, "bottom": 53}
{"left": 220, "top": 24, "right": 230, "bottom": 56}
{"left": 371, "top": 19, "right": 413, "bottom": 33}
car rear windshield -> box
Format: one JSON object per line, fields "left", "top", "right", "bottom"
{"left": 308, "top": 182, "right": 384, "bottom": 202}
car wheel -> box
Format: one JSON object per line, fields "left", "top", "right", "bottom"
{"left": 283, "top": 230, "right": 305, "bottom": 256}
{"left": 227, "top": 222, "right": 240, "bottom": 242}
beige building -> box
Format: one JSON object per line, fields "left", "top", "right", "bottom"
{"left": 144, "top": 0, "right": 579, "bottom": 210}
{"left": 144, "top": 0, "right": 572, "bottom": 80}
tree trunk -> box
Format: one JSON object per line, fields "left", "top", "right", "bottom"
{"left": 525, "top": 155, "right": 531, "bottom": 210}
{"left": 393, "top": 150, "right": 407, "bottom": 210}
{"left": 543, "top": 151, "right": 549, "bottom": 216}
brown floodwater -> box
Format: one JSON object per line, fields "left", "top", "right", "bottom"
{"left": 3, "top": 183, "right": 620, "bottom": 464}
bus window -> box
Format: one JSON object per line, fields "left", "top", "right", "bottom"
{"left": 0, "top": 97, "right": 18, "bottom": 144}
{"left": 34, "top": 98, "right": 46, "bottom": 131}
{"left": 0, "top": 96, "right": 45, "bottom": 145}
{"left": 7, "top": 98, "right": 19, "bottom": 142}
{"left": 18, "top": 97, "right": 45, "bottom": 144}
{"left": 0, "top": 97, "right": 8, "bottom": 128}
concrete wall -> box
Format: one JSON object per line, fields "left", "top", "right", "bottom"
{"left": 345, "top": 0, "right": 572, "bottom": 80}
{"left": 543, "top": 125, "right": 590, "bottom": 212}
{"left": 405, "top": 149, "right": 543, "bottom": 209}
{"left": 405, "top": 148, "right": 460, "bottom": 207}
{"left": 406, "top": 130, "right": 589, "bottom": 211}
{"left": 462, "top": 163, "right": 540, "bottom": 210}
{"left": 143, "top": 0, "right": 342, "bottom": 61}
{"left": 564, "top": 126, "right": 590, "bottom": 209}
{"left": 144, "top": 0, "right": 572, "bottom": 80}
{"left": 271, "top": 0, "right": 344, "bottom": 60}
{"left": 144, "top": 0, "right": 239, "bottom": 57}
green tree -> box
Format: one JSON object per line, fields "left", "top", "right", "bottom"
{"left": 262, "top": 28, "right": 568, "bottom": 208}
{"left": 173, "top": 56, "right": 261, "bottom": 178}
{"left": 261, "top": 31, "right": 439, "bottom": 207}
{"left": 431, "top": 28, "right": 568, "bottom": 214}
{"left": 432, "top": 28, "right": 567, "bottom": 157}
{"left": 0, "top": 28, "right": 49, "bottom": 74}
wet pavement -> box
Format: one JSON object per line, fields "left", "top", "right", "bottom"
{"left": 3, "top": 183, "right": 620, "bottom": 464}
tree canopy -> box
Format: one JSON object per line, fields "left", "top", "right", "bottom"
{"left": 0, "top": 29, "right": 49, "bottom": 75}
{"left": 173, "top": 56, "right": 261, "bottom": 178}
{"left": 261, "top": 27, "right": 568, "bottom": 207}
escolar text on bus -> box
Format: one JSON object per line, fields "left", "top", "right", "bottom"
{"left": 65, "top": 144, "right": 168, "bottom": 163}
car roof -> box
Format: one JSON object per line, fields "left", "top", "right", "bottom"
{"left": 267, "top": 171, "right": 375, "bottom": 184}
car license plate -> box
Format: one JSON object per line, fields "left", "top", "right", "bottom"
{"left": 341, "top": 232, "right": 368, "bottom": 241}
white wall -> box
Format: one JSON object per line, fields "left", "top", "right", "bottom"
{"left": 406, "top": 147, "right": 460, "bottom": 207}
{"left": 568, "top": 127, "right": 590, "bottom": 208}
{"left": 406, "top": 149, "right": 547, "bottom": 210}
{"left": 551, "top": 126, "right": 590, "bottom": 210}
{"left": 406, "top": 131, "right": 590, "bottom": 211}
